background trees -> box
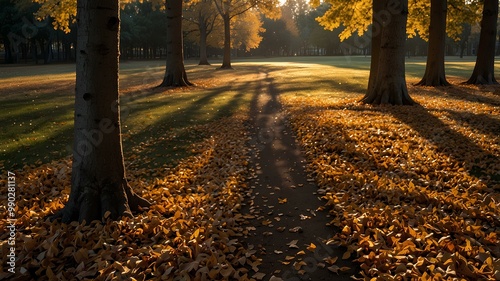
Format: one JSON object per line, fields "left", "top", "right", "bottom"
{"left": 121, "top": 1, "right": 167, "bottom": 60}
{"left": 213, "top": 0, "right": 280, "bottom": 69}
{"left": 184, "top": 0, "right": 221, "bottom": 65}
{"left": 2, "top": 0, "right": 496, "bottom": 67}
{"left": 0, "top": 0, "right": 497, "bottom": 98}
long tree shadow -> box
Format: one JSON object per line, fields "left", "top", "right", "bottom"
{"left": 121, "top": 78, "right": 259, "bottom": 171}
{"left": 440, "top": 109, "right": 500, "bottom": 140}
{"left": 277, "top": 97, "right": 500, "bottom": 277}
{"left": 385, "top": 104, "right": 499, "bottom": 187}
{"left": 412, "top": 84, "right": 500, "bottom": 107}
{"left": 244, "top": 71, "right": 357, "bottom": 280}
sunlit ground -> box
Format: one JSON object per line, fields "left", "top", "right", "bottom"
{"left": 0, "top": 56, "right": 499, "bottom": 280}
{"left": 1, "top": 56, "right": 497, "bottom": 170}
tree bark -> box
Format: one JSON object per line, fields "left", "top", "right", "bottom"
{"left": 366, "top": 0, "right": 384, "bottom": 95}
{"left": 221, "top": 13, "right": 233, "bottom": 69}
{"left": 465, "top": 0, "right": 498, "bottom": 84}
{"left": 361, "top": 0, "right": 414, "bottom": 105}
{"left": 159, "top": 0, "right": 192, "bottom": 87}
{"left": 417, "top": 0, "right": 450, "bottom": 86}
{"left": 199, "top": 22, "right": 210, "bottom": 65}
{"left": 52, "top": 0, "right": 150, "bottom": 223}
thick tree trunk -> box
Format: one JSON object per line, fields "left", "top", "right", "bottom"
{"left": 199, "top": 23, "right": 210, "bottom": 65}
{"left": 465, "top": 0, "right": 498, "bottom": 84}
{"left": 52, "top": 0, "right": 150, "bottom": 223}
{"left": 366, "top": 0, "right": 384, "bottom": 95}
{"left": 221, "top": 14, "right": 232, "bottom": 69}
{"left": 159, "top": 0, "right": 192, "bottom": 87}
{"left": 362, "top": 0, "right": 414, "bottom": 105}
{"left": 417, "top": 0, "right": 449, "bottom": 86}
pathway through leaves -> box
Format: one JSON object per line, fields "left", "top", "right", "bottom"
{"left": 242, "top": 72, "right": 355, "bottom": 281}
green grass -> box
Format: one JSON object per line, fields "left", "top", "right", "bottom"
{"left": 0, "top": 60, "right": 264, "bottom": 170}
{"left": 0, "top": 56, "right": 498, "bottom": 170}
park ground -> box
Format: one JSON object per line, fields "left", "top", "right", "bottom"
{"left": 0, "top": 56, "right": 499, "bottom": 280}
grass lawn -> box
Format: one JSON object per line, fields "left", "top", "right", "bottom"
{"left": 1, "top": 56, "right": 498, "bottom": 171}
{"left": 0, "top": 56, "right": 499, "bottom": 280}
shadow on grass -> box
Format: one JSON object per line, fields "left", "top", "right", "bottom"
{"left": 0, "top": 98, "right": 74, "bottom": 170}
{"left": 282, "top": 95, "right": 500, "bottom": 278}
{"left": 245, "top": 70, "right": 358, "bottom": 280}
{"left": 388, "top": 105, "right": 498, "bottom": 186}
{"left": 1, "top": 66, "right": 261, "bottom": 172}
{"left": 413, "top": 84, "right": 500, "bottom": 107}
{"left": 308, "top": 99, "right": 499, "bottom": 188}
{"left": 120, "top": 75, "right": 259, "bottom": 171}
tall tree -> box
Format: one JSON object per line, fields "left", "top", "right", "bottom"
{"left": 53, "top": 0, "right": 150, "bottom": 222}
{"left": 416, "top": 0, "right": 450, "bottom": 86}
{"left": 213, "top": 0, "right": 280, "bottom": 69}
{"left": 408, "top": 0, "right": 479, "bottom": 86}
{"left": 231, "top": 10, "right": 265, "bottom": 52}
{"left": 466, "top": 0, "right": 498, "bottom": 84}
{"left": 159, "top": 0, "right": 192, "bottom": 86}
{"left": 361, "top": 0, "right": 414, "bottom": 105}
{"left": 184, "top": 0, "right": 221, "bottom": 65}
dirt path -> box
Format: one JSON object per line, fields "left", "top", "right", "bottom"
{"left": 243, "top": 73, "right": 355, "bottom": 281}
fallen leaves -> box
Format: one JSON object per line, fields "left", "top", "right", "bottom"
{"left": 282, "top": 85, "right": 500, "bottom": 280}
{"left": 0, "top": 113, "right": 258, "bottom": 280}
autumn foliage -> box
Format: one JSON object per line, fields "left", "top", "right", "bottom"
{"left": 282, "top": 81, "right": 500, "bottom": 280}
{"left": 0, "top": 61, "right": 499, "bottom": 280}
{"left": 0, "top": 114, "right": 260, "bottom": 280}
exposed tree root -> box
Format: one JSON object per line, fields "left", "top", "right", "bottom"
{"left": 50, "top": 179, "right": 151, "bottom": 223}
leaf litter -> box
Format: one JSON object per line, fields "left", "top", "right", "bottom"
{"left": 0, "top": 75, "right": 499, "bottom": 280}
{"left": 281, "top": 84, "right": 500, "bottom": 280}
{"left": 0, "top": 112, "right": 262, "bottom": 281}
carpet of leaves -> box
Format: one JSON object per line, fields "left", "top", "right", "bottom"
{"left": 281, "top": 85, "right": 500, "bottom": 280}
{"left": 0, "top": 112, "right": 265, "bottom": 281}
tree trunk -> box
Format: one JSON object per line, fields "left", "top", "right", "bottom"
{"left": 465, "top": 0, "right": 498, "bottom": 84}
{"left": 361, "top": 0, "right": 414, "bottom": 105}
{"left": 52, "top": 0, "right": 150, "bottom": 223}
{"left": 32, "top": 39, "right": 38, "bottom": 64}
{"left": 4, "top": 40, "right": 14, "bottom": 63}
{"left": 366, "top": 0, "right": 384, "bottom": 95}
{"left": 417, "top": 0, "right": 449, "bottom": 86}
{"left": 159, "top": 0, "right": 192, "bottom": 87}
{"left": 199, "top": 22, "right": 210, "bottom": 65}
{"left": 221, "top": 13, "right": 232, "bottom": 69}
{"left": 43, "top": 37, "right": 53, "bottom": 64}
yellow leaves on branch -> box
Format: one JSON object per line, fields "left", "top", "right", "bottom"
{"left": 317, "top": 0, "right": 483, "bottom": 42}
{"left": 33, "top": 0, "right": 165, "bottom": 32}
{"left": 34, "top": 0, "right": 77, "bottom": 33}
{"left": 407, "top": 0, "right": 482, "bottom": 41}
{"left": 231, "top": 11, "right": 266, "bottom": 51}
{"left": 315, "top": 0, "right": 371, "bottom": 41}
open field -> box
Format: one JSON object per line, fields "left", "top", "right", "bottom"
{"left": 0, "top": 56, "right": 499, "bottom": 280}
{"left": 1, "top": 56, "right": 498, "bottom": 170}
